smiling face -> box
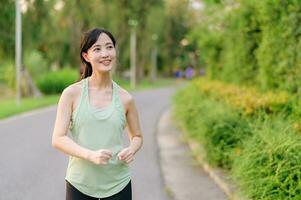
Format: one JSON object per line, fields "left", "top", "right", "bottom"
{"left": 82, "top": 33, "right": 116, "bottom": 73}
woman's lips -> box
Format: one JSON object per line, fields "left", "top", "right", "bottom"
{"left": 100, "top": 60, "right": 111, "bottom": 65}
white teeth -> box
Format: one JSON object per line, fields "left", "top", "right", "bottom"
{"left": 100, "top": 61, "right": 111, "bottom": 65}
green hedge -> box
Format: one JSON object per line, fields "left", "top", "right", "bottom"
{"left": 189, "top": 0, "right": 301, "bottom": 93}
{"left": 173, "top": 81, "right": 301, "bottom": 199}
{"left": 37, "top": 68, "right": 79, "bottom": 94}
{"left": 173, "top": 83, "right": 252, "bottom": 169}
{"left": 232, "top": 117, "right": 301, "bottom": 199}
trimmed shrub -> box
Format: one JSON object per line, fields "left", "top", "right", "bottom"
{"left": 173, "top": 82, "right": 253, "bottom": 169}
{"left": 195, "top": 78, "right": 290, "bottom": 115}
{"left": 232, "top": 117, "right": 301, "bottom": 199}
{"left": 37, "top": 68, "right": 79, "bottom": 94}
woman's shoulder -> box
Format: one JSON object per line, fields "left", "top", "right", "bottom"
{"left": 116, "top": 83, "right": 134, "bottom": 105}
{"left": 61, "top": 79, "right": 85, "bottom": 100}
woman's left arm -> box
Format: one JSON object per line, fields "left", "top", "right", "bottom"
{"left": 118, "top": 96, "right": 143, "bottom": 164}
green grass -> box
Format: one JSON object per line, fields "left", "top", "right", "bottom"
{"left": 114, "top": 77, "right": 177, "bottom": 90}
{"left": 0, "top": 95, "right": 60, "bottom": 119}
{"left": 0, "top": 78, "right": 177, "bottom": 120}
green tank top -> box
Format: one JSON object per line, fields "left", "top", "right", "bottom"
{"left": 65, "top": 77, "right": 131, "bottom": 198}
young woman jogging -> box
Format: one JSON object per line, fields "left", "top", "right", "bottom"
{"left": 52, "top": 28, "right": 143, "bottom": 200}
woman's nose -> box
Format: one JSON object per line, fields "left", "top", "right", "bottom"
{"left": 100, "top": 50, "right": 109, "bottom": 57}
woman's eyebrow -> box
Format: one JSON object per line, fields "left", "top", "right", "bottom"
{"left": 92, "top": 44, "right": 101, "bottom": 48}
{"left": 92, "top": 42, "right": 113, "bottom": 48}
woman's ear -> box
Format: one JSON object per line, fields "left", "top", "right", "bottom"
{"left": 82, "top": 52, "right": 90, "bottom": 63}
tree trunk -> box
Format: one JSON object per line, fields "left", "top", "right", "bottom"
{"left": 21, "top": 66, "right": 42, "bottom": 97}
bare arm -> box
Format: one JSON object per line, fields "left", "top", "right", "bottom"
{"left": 51, "top": 87, "right": 91, "bottom": 160}
{"left": 125, "top": 97, "right": 143, "bottom": 154}
{"left": 117, "top": 96, "right": 143, "bottom": 163}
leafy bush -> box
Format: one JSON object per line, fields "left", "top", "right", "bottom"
{"left": 24, "top": 50, "right": 48, "bottom": 80}
{"left": 196, "top": 78, "right": 290, "bottom": 115}
{"left": 255, "top": 0, "right": 301, "bottom": 92}
{"left": 232, "top": 116, "right": 301, "bottom": 199}
{"left": 3, "top": 60, "right": 16, "bottom": 89}
{"left": 219, "top": 0, "right": 260, "bottom": 85}
{"left": 173, "top": 78, "right": 301, "bottom": 199}
{"left": 204, "top": 114, "right": 252, "bottom": 169}
{"left": 37, "top": 68, "right": 79, "bottom": 94}
{"left": 189, "top": 0, "right": 301, "bottom": 93}
{"left": 173, "top": 82, "right": 252, "bottom": 169}
{"left": 172, "top": 83, "right": 205, "bottom": 141}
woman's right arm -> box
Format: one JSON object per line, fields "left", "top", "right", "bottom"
{"left": 51, "top": 86, "right": 91, "bottom": 160}
{"left": 52, "top": 86, "right": 112, "bottom": 164}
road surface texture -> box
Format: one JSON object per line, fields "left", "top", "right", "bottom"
{"left": 0, "top": 84, "right": 227, "bottom": 200}
{"left": 0, "top": 86, "right": 174, "bottom": 200}
{"left": 157, "top": 110, "right": 228, "bottom": 200}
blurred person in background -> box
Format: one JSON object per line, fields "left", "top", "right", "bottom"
{"left": 185, "top": 65, "right": 195, "bottom": 80}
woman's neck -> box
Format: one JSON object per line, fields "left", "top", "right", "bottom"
{"left": 88, "top": 72, "right": 112, "bottom": 90}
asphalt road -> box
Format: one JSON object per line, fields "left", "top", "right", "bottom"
{"left": 0, "top": 86, "right": 176, "bottom": 200}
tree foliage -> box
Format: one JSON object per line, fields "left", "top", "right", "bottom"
{"left": 0, "top": 0, "right": 197, "bottom": 82}
{"left": 189, "top": 0, "right": 301, "bottom": 93}
{"left": 0, "top": 0, "right": 15, "bottom": 59}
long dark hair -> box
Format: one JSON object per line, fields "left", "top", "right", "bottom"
{"left": 79, "top": 28, "right": 116, "bottom": 80}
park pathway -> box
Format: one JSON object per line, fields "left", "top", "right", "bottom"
{"left": 0, "top": 84, "right": 227, "bottom": 200}
{"left": 0, "top": 86, "right": 174, "bottom": 200}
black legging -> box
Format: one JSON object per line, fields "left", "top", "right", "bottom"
{"left": 66, "top": 180, "right": 132, "bottom": 200}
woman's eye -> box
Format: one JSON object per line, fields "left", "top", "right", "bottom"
{"left": 94, "top": 48, "right": 101, "bottom": 51}
{"left": 107, "top": 46, "right": 113, "bottom": 49}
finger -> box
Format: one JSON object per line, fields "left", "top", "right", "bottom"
{"left": 95, "top": 159, "right": 107, "bottom": 165}
{"left": 125, "top": 157, "right": 134, "bottom": 164}
{"left": 102, "top": 150, "right": 113, "bottom": 157}
{"left": 117, "top": 153, "right": 123, "bottom": 160}
{"left": 97, "top": 151, "right": 111, "bottom": 159}
{"left": 117, "top": 153, "right": 125, "bottom": 160}
{"left": 101, "top": 154, "right": 111, "bottom": 160}
{"left": 121, "top": 148, "right": 131, "bottom": 157}
{"left": 122, "top": 153, "right": 132, "bottom": 160}
{"left": 118, "top": 153, "right": 129, "bottom": 160}
{"left": 118, "top": 149, "right": 127, "bottom": 157}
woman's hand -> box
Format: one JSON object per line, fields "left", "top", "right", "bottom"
{"left": 87, "top": 149, "right": 112, "bottom": 165}
{"left": 117, "top": 147, "right": 135, "bottom": 164}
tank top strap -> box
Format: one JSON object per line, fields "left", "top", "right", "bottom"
{"left": 112, "top": 81, "right": 121, "bottom": 104}
{"left": 112, "top": 81, "right": 126, "bottom": 122}
{"left": 82, "top": 78, "right": 89, "bottom": 103}
{"left": 70, "top": 78, "right": 89, "bottom": 129}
